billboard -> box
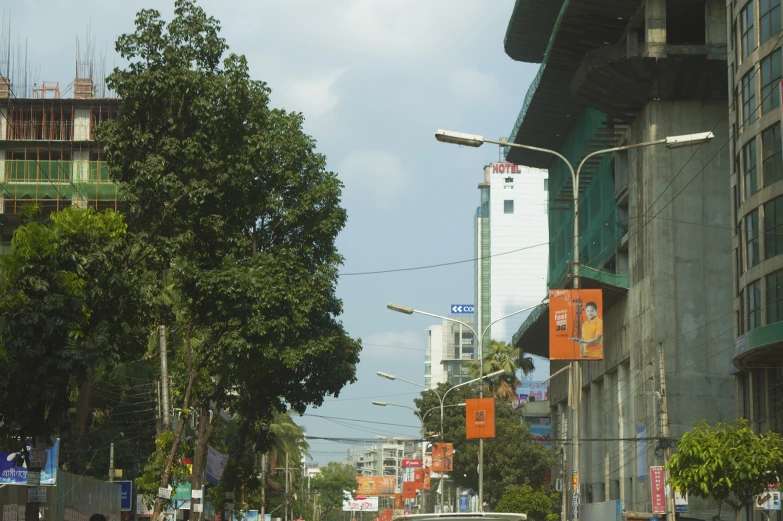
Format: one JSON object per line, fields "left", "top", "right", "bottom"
{"left": 0, "top": 439, "right": 60, "bottom": 485}
{"left": 431, "top": 443, "right": 453, "bottom": 472}
{"left": 402, "top": 482, "right": 416, "bottom": 499}
{"left": 549, "top": 289, "right": 603, "bottom": 360}
{"left": 355, "top": 476, "right": 396, "bottom": 496}
{"left": 414, "top": 468, "right": 430, "bottom": 490}
{"left": 343, "top": 497, "right": 379, "bottom": 512}
{"left": 401, "top": 459, "right": 422, "bottom": 467}
{"left": 466, "top": 398, "right": 495, "bottom": 439}
{"left": 513, "top": 381, "right": 550, "bottom": 407}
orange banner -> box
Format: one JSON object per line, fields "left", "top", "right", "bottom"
{"left": 394, "top": 494, "right": 403, "bottom": 509}
{"left": 431, "top": 443, "right": 453, "bottom": 472}
{"left": 422, "top": 468, "right": 430, "bottom": 490}
{"left": 549, "top": 289, "right": 603, "bottom": 360}
{"left": 355, "top": 476, "right": 397, "bottom": 496}
{"left": 402, "top": 481, "right": 416, "bottom": 499}
{"left": 466, "top": 398, "right": 495, "bottom": 439}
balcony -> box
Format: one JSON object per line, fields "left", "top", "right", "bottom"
{"left": 4, "top": 160, "right": 111, "bottom": 183}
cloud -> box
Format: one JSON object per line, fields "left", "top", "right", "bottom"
{"left": 337, "top": 149, "right": 407, "bottom": 206}
{"left": 449, "top": 67, "right": 503, "bottom": 102}
{"left": 274, "top": 67, "right": 346, "bottom": 117}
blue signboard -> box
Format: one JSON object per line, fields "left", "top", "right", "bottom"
{"left": 459, "top": 493, "right": 468, "bottom": 512}
{"left": 636, "top": 426, "right": 647, "bottom": 482}
{"left": 116, "top": 481, "right": 133, "bottom": 511}
{"left": 0, "top": 439, "right": 59, "bottom": 485}
{"left": 450, "top": 304, "right": 474, "bottom": 314}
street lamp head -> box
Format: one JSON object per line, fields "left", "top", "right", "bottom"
{"left": 387, "top": 303, "right": 414, "bottom": 315}
{"left": 377, "top": 371, "right": 397, "bottom": 380}
{"left": 435, "top": 129, "right": 485, "bottom": 148}
{"left": 664, "top": 131, "right": 714, "bottom": 149}
{"left": 372, "top": 401, "right": 388, "bottom": 406}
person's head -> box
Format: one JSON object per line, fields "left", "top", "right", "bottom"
{"left": 585, "top": 302, "right": 598, "bottom": 320}
{"left": 90, "top": 514, "right": 107, "bottom": 521}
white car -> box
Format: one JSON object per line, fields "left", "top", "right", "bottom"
{"left": 394, "top": 514, "right": 527, "bottom": 521}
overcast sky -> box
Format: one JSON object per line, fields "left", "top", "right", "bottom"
{"left": 5, "top": 0, "right": 543, "bottom": 464}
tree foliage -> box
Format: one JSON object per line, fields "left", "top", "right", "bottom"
{"left": 495, "top": 485, "right": 558, "bottom": 521}
{"left": 667, "top": 419, "right": 783, "bottom": 521}
{"left": 467, "top": 340, "right": 534, "bottom": 402}
{"left": 311, "top": 462, "right": 357, "bottom": 519}
{"left": 0, "top": 207, "right": 152, "bottom": 446}
{"left": 97, "top": 1, "right": 361, "bottom": 516}
{"left": 414, "top": 383, "right": 554, "bottom": 508}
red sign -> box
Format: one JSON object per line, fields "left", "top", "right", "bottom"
{"left": 491, "top": 163, "right": 522, "bottom": 173}
{"left": 401, "top": 459, "right": 422, "bottom": 467}
{"left": 402, "top": 481, "right": 416, "bottom": 499}
{"left": 650, "top": 466, "right": 666, "bottom": 514}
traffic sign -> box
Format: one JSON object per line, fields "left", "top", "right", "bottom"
{"left": 450, "top": 304, "right": 474, "bottom": 314}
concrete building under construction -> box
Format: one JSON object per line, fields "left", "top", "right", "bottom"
{"left": 507, "top": 0, "right": 735, "bottom": 519}
{"left": 0, "top": 34, "right": 121, "bottom": 253}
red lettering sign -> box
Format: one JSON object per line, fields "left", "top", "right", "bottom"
{"left": 491, "top": 163, "right": 521, "bottom": 174}
{"left": 401, "top": 459, "right": 422, "bottom": 467}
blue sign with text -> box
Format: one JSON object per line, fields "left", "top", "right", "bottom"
{"left": 117, "top": 481, "right": 133, "bottom": 511}
{"left": 0, "top": 439, "right": 59, "bottom": 485}
{"left": 459, "top": 493, "right": 468, "bottom": 512}
{"left": 450, "top": 304, "right": 474, "bottom": 314}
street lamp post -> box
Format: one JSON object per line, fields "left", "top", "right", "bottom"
{"left": 386, "top": 300, "right": 549, "bottom": 511}
{"left": 435, "top": 127, "right": 714, "bottom": 520}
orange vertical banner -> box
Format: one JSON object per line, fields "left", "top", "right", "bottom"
{"left": 549, "top": 289, "right": 604, "bottom": 360}
{"left": 402, "top": 481, "right": 416, "bottom": 499}
{"left": 431, "top": 443, "right": 453, "bottom": 472}
{"left": 466, "top": 397, "right": 495, "bottom": 439}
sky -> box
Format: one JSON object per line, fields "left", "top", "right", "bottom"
{"left": 4, "top": 0, "right": 544, "bottom": 464}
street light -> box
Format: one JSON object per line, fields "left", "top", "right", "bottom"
{"left": 436, "top": 127, "right": 713, "bottom": 520}
{"left": 386, "top": 301, "right": 548, "bottom": 512}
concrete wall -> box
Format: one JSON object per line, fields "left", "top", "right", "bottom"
{"left": 561, "top": 100, "right": 734, "bottom": 517}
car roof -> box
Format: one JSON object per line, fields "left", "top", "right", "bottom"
{"left": 393, "top": 514, "right": 527, "bottom": 521}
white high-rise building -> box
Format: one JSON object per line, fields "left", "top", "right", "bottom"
{"left": 475, "top": 162, "right": 549, "bottom": 364}
{"left": 425, "top": 324, "right": 445, "bottom": 389}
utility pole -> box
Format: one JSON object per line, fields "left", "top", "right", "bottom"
{"left": 286, "top": 452, "right": 290, "bottom": 521}
{"left": 109, "top": 442, "right": 115, "bottom": 482}
{"left": 560, "top": 413, "right": 568, "bottom": 521}
{"left": 261, "top": 454, "right": 267, "bottom": 521}
{"left": 658, "top": 343, "right": 676, "bottom": 519}
{"left": 159, "top": 325, "right": 170, "bottom": 429}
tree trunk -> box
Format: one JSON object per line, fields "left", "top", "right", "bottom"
{"left": 72, "top": 369, "right": 94, "bottom": 473}
{"left": 192, "top": 403, "right": 210, "bottom": 491}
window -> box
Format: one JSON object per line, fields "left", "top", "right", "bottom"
{"left": 763, "top": 124, "right": 783, "bottom": 186}
{"left": 504, "top": 200, "right": 514, "bottom": 214}
{"left": 747, "top": 209, "right": 761, "bottom": 267}
{"left": 744, "top": 140, "right": 758, "bottom": 198}
{"left": 544, "top": 179, "right": 549, "bottom": 191}
{"left": 739, "top": 288, "right": 746, "bottom": 335}
{"left": 754, "top": 369, "right": 767, "bottom": 422}
{"left": 748, "top": 279, "right": 762, "bottom": 330}
{"left": 742, "top": 71, "right": 757, "bottom": 127}
{"left": 765, "top": 197, "right": 783, "bottom": 257}
{"left": 767, "top": 270, "right": 783, "bottom": 323}
{"left": 761, "top": 49, "right": 782, "bottom": 114}
{"left": 741, "top": 1, "right": 756, "bottom": 60}
{"left": 760, "top": 0, "right": 782, "bottom": 44}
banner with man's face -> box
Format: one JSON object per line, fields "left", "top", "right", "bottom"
{"left": 549, "top": 289, "right": 603, "bottom": 360}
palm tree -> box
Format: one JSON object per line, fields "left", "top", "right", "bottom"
{"left": 267, "top": 410, "right": 310, "bottom": 472}
{"left": 468, "top": 340, "right": 535, "bottom": 402}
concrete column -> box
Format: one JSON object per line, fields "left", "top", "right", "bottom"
{"left": 617, "top": 363, "right": 631, "bottom": 509}
{"left": 0, "top": 108, "right": 7, "bottom": 140}
{"left": 646, "top": 0, "right": 667, "bottom": 55}
{"left": 590, "top": 380, "right": 604, "bottom": 502}
{"left": 74, "top": 108, "right": 91, "bottom": 141}
{"left": 705, "top": 0, "right": 727, "bottom": 45}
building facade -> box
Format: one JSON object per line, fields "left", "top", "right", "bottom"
{"left": 0, "top": 74, "right": 121, "bottom": 253}
{"left": 728, "top": 0, "right": 783, "bottom": 442}
{"left": 346, "top": 439, "right": 417, "bottom": 492}
{"left": 425, "top": 316, "right": 476, "bottom": 389}
{"left": 474, "top": 162, "right": 549, "bottom": 351}
{"left": 507, "top": 0, "right": 736, "bottom": 518}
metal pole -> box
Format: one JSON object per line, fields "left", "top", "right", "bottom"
{"left": 159, "top": 325, "right": 170, "bottom": 429}
{"left": 109, "top": 442, "right": 114, "bottom": 482}
{"left": 478, "top": 335, "right": 484, "bottom": 513}
{"left": 659, "top": 343, "right": 676, "bottom": 519}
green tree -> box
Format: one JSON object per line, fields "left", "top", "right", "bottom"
{"left": 98, "top": 2, "right": 361, "bottom": 517}
{"left": 414, "top": 383, "right": 554, "bottom": 508}
{"left": 467, "top": 340, "right": 534, "bottom": 402}
{"left": 667, "top": 419, "right": 783, "bottom": 521}
{"left": 495, "top": 485, "right": 558, "bottom": 521}
{"left": 311, "top": 462, "right": 357, "bottom": 520}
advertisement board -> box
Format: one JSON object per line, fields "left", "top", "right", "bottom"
{"left": 466, "top": 398, "right": 495, "bottom": 439}
{"left": 549, "top": 289, "right": 603, "bottom": 360}
{"left": 355, "top": 476, "right": 396, "bottom": 496}
{"left": 513, "top": 382, "right": 549, "bottom": 407}
{"left": 402, "top": 482, "right": 416, "bottom": 499}
{"left": 431, "top": 443, "right": 453, "bottom": 472}
{"left": 414, "top": 468, "right": 430, "bottom": 490}
{"left": 0, "top": 439, "right": 60, "bottom": 485}
{"left": 650, "top": 466, "right": 666, "bottom": 515}
{"left": 401, "top": 459, "right": 422, "bottom": 467}
{"left": 343, "top": 497, "right": 379, "bottom": 512}
{"left": 755, "top": 485, "right": 781, "bottom": 510}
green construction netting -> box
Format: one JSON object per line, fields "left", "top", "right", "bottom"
{"left": 547, "top": 108, "right": 628, "bottom": 289}
{"left": 1, "top": 160, "right": 119, "bottom": 202}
